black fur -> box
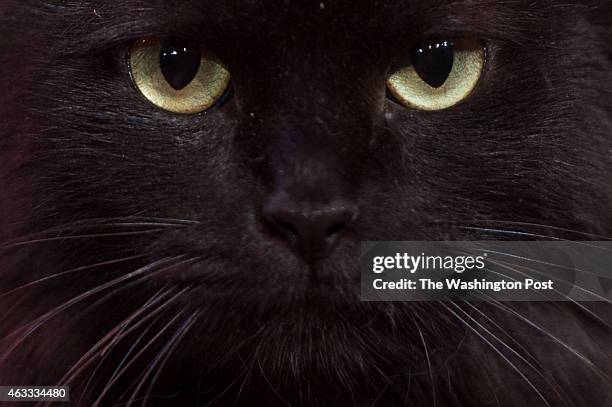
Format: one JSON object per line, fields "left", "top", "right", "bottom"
{"left": 1, "top": 1, "right": 611, "bottom": 406}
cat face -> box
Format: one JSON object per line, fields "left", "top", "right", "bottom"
{"left": 1, "top": 0, "right": 611, "bottom": 406}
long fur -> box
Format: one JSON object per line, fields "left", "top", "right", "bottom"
{"left": 1, "top": 1, "right": 611, "bottom": 406}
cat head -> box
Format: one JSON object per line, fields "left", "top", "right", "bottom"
{"left": 1, "top": 1, "right": 611, "bottom": 405}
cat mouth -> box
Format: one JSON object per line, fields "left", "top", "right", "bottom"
{"left": 148, "top": 252, "right": 363, "bottom": 308}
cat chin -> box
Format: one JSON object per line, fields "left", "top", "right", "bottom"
{"left": 164, "top": 305, "right": 455, "bottom": 402}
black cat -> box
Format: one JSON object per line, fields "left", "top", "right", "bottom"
{"left": 1, "top": 1, "right": 611, "bottom": 406}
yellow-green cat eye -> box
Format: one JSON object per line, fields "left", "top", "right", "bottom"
{"left": 129, "top": 38, "right": 231, "bottom": 114}
{"left": 387, "top": 39, "right": 485, "bottom": 111}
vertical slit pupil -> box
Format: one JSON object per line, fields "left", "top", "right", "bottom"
{"left": 160, "top": 37, "right": 202, "bottom": 91}
{"left": 411, "top": 40, "right": 454, "bottom": 88}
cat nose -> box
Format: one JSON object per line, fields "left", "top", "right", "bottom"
{"left": 263, "top": 199, "right": 358, "bottom": 261}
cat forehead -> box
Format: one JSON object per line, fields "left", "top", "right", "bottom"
{"left": 80, "top": 0, "right": 538, "bottom": 23}
{"left": 47, "top": 0, "right": 558, "bottom": 53}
